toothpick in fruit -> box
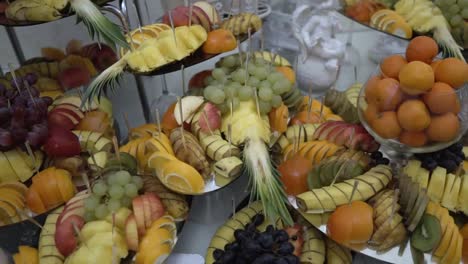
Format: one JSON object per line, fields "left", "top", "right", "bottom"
{"left": 22, "top": 80, "right": 37, "bottom": 107}
{"left": 131, "top": 0, "right": 144, "bottom": 34}
{"left": 247, "top": 27, "right": 252, "bottom": 55}
{"left": 330, "top": 161, "right": 348, "bottom": 186}
{"left": 227, "top": 100, "right": 234, "bottom": 156}
{"left": 154, "top": 108, "right": 162, "bottom": 137}
{"left": 253, "top": 87, "right": 261, "bottom": 117}
{"left": 348, "top": 180, "right": 359, "bottom": 205}
{"left": 237, "top": 39, "right": 243, "bottom": 67}
{"left": 319, "top": 95, "right": 325, "bottom": 121}
{"left": 112, "top": 136, "right": 122, "bottom": 169}
{"left": 307, "top": 86, "right": 313, "bottom": 122}
{"left": 181, "top": 65, "right": 186, "bottom": 95}
{"left": 16, "top": 209, "right": 43, "bottom": 229}
{"left": 294, "top": 125, "right": 303, "bottom": 156}
{"left": 168, "top": 10, "right": 178, "bottom": 47}
{"left": 81, "top": 171, "right": 92, "bottom": 193}
{"left": 8, "top": 63, "right": 21, "bottom": 93}
{"left": 188, "top": 0, "right": 193, "bottom": 27}
{"left": 24, "top": 141, "right": 38, "bottom": 172}
{"left": 201, "top": 111, "right": 214, "bottom": 136}
{"left": 90, "top": 151, "right": 103, "bottom": 177}
{"left": 177, "top": 96, "right": 187, "bottom": 151}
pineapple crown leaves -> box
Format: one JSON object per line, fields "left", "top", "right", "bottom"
{"left": 70, "top": 0, "right": 129, "bottom": 50}
{"left": 243, "top": 139, "right": 294, "bottom": 227}
{"left": 81, "top": 58, "right": 126, "bottom": 108}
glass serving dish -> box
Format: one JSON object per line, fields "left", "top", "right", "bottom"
{"left": 357, "top": 58, "right": 468, "bottom": 155}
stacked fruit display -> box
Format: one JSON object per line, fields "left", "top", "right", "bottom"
{"left": 360, "top": 36, "right": 468, "bottom": 148}
{"left": 206, "top": 201, "right": 354, "bottom": 264}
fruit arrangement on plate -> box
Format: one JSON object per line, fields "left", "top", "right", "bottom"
{"left": 343, "top": 0, "right": 466, "bottom": 60}
{"left": 359, "top": 36, "right": 468, "bottom": 151}
{"left": 83, "top": 1, "right": 263, "bottom": 100}
{"left": 0, "top": 39, "right": 117, "bottom": 100}
{"left": 207, "top": 200, "right": 355, "bottom": 264}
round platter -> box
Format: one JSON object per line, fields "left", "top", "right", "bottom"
{"left": 126, "top": 34, "right": 249, "bottom": 77}
{"left": 0, "top": 0, "right": 112, "bottom": 27}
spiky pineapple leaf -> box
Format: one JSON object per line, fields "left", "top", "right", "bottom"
{"left": 70, "top": 0, "right": 129, "bottom": 49}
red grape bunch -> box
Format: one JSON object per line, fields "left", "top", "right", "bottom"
{"left": 0, "top": 73, "right": 52, "bottom": 151}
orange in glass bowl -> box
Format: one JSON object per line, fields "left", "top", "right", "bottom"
{"left": 357, "top": 55, "right": 468, "bottom": 154}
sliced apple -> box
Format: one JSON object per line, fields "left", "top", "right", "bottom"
{"left": 174, "top": 96, "right": 204, "bottom": 125}
{"left": 132, "top": 196, "right": 147, "bottom": 236}
{"left": 0, "top": 200, "right": 20, "bottom": 224}
{"left": 125, "top": 214, "right": 139, "bottom": 251}
{"left": 3, "top": 149, "right": 35, "bottom": 182}
{"left": 87, "top": 151, "right": 108, "bottom": 168}
{"left": 0, "top": 181, "right": 28, "bottom": 196}
{"left": 93, "top": 136, "right": 112, "bottom": 153}
{"left": 53, "top": 103, "right": 85, "bottom": 119}
{"left": 145, "top": 193, "right": 166, "bottom": 223}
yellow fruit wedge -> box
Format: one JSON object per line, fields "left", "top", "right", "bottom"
{"left": 174, "top": 26, "right": 202, "bottom": 52}
{"left": 3, "top": 149, "right": 34, "bottom": 182}
{"left": 18, "top": 245, "right": 39, "bottom": 264}
{"left": 442, "top": 174, "right": 461, "bottom": 212}
{"left": 146, "top": 138, "right": 173, "bottom": 155}
{"left": 433, "top": 215, "right": 455, "bottom": 258}
{"left": 0, "top": 188, "right": 24, "bottom": 208}
{"left": 147, "top": 151, "right": 178, "bottom": 176}
{"left": 160, "top": 161, "right": 205, "bottom": 195}
{"left": 441, "top": 173, "right": 456, "bottom": 211}
{"left": 416, "top": 167, "right": 430, "bottom": 189}
{"left": 457, "top": 174, "right": 468, "bottom": 215}
{"left": 440, "top": 230, "right": 461, "bottom": 264}
{"left": 188, "top": 24, "right": 208, "bottom": 42}
{"left": 126, "top": 50, "right": 150, "bottom": 72}
{"left": 157, "top": 35, "right": 190, "bottom": 61}
{"left": 427, "top": 167, "right": 447, "bottom": 203}
{"left": 0, "top": 181, "right": 28, "bottom": 196}
{"left": 404, "top": 160, "right": 421, "bottom": 180}
{"left": 0, "top": 152, "right": 19, "bottom": 182}
{"left": 0, "top": 200, "right": 20, "bottom": 224}
{"left": 139, "top": 39, "right": 169, "bottom": 69}
{"left": 463, "top": 161, "right": 468, "bottom": 172}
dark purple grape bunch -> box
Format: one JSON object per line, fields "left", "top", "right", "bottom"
{"left": 9, "top": 73, "right": 38, "bottom": 91}
{"left": 370, "top": 151, "right": 390, "bottom": 166}
{"left": 0, "top": 73, "right": 52, "bottom": 151}
{"left": 212, "top": 214, "right": 300, "bottom": 264}
{"left": 415, "top": 142, "right": 465, "bottom": 173}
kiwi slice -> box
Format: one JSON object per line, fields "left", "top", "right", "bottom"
{"left": 410, "top": 214, "right": 442, "bottom": 252}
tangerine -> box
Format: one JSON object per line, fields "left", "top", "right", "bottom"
{"left": 202, "top": 29, "right": 237, "bottom": 54}
{"left": 430, "top": 60, "right": 441, "bottom": 72}
{"left": 397, "top": 100, "right": 431, "bottom": 132}
{"left": 364, "top": 75, "right": 382, "bottom": 103}
{"left": 380, "top": 55, "right": 407, "bottom": 80}
{"left": 363, "top": 103, "right": 379, "bottom": 124}
{"left": 426, "top": 112, "right": 460, "bottom": 142}
{"left": 399, "top": 131, "right": 428, "bottom": 147}
{"left": 423, "top": 82, "right": 460, "bottom": 114}
{"left": 374, "top": 78, "right": 403, "bottom": 111}
{"left": 434, "top": 58, "right": 468, "bottom": 89}
{"left": 371, "top": 111, "right": 402, "bottom": 139}
{"left": 161, "top": 102, "right": 179, "bottom": 134}
{"left": 405, "top": 36, "right": 439, "bottom": 64}
{"left": 399, "top": 61, "right": 434, "bottom": 95}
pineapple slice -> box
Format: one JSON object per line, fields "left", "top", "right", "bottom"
{"left": 416, "top": 167, "right": 429, "bottom": 189}
{"left": 440, "top": 173, "right": 458, "bottom": 211}
{"left": 126, "top": 50, "right": 150, "bottom": 72}
{"left": 157, "top": 35, "right": 190, "bottom": 61}
{"left": 427, "top": 167, "right": 447, "bottom": 204}
{"left": 457, "top": 174, "right": 468, "bottom": 215}
{"left": 139, "top": 39, "right": 169, "bottom": 69}
{"left": 188, "top": 25, "right": 208, "bottom": 43}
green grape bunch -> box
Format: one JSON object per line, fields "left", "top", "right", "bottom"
{"left": 434, "top": 0, "right": 468, "bottom": 47}
{"left": 83, "top": 170, "right": 144, "bottom": 221}
{"left": 202, "top": 54, "right": 294, "bottom": 115}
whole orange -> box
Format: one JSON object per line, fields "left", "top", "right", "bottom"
{"left": 371, "top": 111, "right": 402, "bottom": 139}
{"left": 399, "top": 61, "right": 434, "bottom": 95}
{"left": 426, "top": 112, "right": 460, "bottom": 142}
{"left": 327, "top": 201, "right": 373, "bottom": 247}
{"left": 434, "top": 58, "right": 468, "bottom": 89}
{"left": 202, "top": 29, "right": 237, "bottom": 54}
{"left": 380, "top": 55, "right": 407, "bottom": 80}
{"left": 405, "top": 36, "right": 439, "bottom": 64}
{"left": 374, "top": 78, "right": 403, "bottom": 111}
{"left": 397, "top": 100, "right": 431, "bottom": 132}
{"left": 423, "top": 82, "right": 460, "bottom": 114}
{"left": 399, "top": 131, "right": 428, "bottom": 147}
{"left": 364, "top": 103, "right": 379, "bottom": 124}
{"left": 431, "top": 60, "right": 442, "bottom": 72}
{"left": 364, "top": 75, "right": 382, "bottom": 103}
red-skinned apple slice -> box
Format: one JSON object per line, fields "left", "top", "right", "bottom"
{"left": 192, "top": 6, "right": 212, "bottom": 31}
{"left": 194, "top": 1, "right": 220, "bottom": 26}
{"left": 55, "top": 215, "right": 85, "bottom": 257}
{"left": 58, "top": 204, "right": 86, "bottom": 225}
{"left": 51, "top": 107, "right": 83, "bottom": 122}
{"left": 144, "top": 193, "right": 165, "bottom": 222}
{"left": 162, "top": 6, "right": 190, "bottom": 27}
{"left": 313, "top": 121, "right": 340, "bottom": 140}
{"left": 53, "top": 104, "right": 85, "bottom": 119}
{"left": 49, "top": 109, "right": 80, "bottom": 126}
{"left": 189, "top": 70, "right": 212, "bottom": 90}
{"left": 326, "top": 124, "right": 350, "bottom": 144}
{"left": 125, "top": 214, "right": 139, "bottom": 251}
{"left": 43, "top": 127, "right": 81, "bottom": 157}
{"left": 198, "top": 102, "right": 221, "bottom": 133}
{"left": 47, "top": 111, "right": 76, "bottom": 131}
{"left": 141, "top": 194, "right": 153, "bottom": 229}
{"left": 64, "top": 190, "right": 89, "bottom": 208}
{"left": 132, "top": 196, "right": 147, "bottom": 236}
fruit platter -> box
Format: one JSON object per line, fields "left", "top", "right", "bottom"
{"left": 341, "top": 0, "right": 468, "bottom": 61}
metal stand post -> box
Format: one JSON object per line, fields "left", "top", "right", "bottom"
{"left": 5, "top": 27, "right": 25, "bottom": 64}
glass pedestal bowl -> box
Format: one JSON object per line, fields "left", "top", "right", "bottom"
{"left": 357, "top": 63, "right": 468, "bottom": 158}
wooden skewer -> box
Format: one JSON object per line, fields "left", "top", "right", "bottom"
{"left": 17, "top": 209, "right": 43, "bottom": 229}
{"left": 81, "top": 171, "right": 92, "bottom": 193}
{"left": 8, "top": 63, "right": 21, "bottom": 94}
{"left": 237, "top": 39, "right": 243, "bottom": 68}
{"left": 253, "top": 88, "right": 260, "bottom": 117}
{"left": 131, "top": 0, "right": 144, "bottom": 34}
{"left": 177, "top": 97, "right": 187, "bottom": 151}
{"left": 348, "top": 180, "right": 359, "bottom": 205}
{"left": 228, "top": 0, "right": 235, "bottom": 20}
{"left": 154, "top": 108, "right": 162, "bottom": 138}
{"left": 231, "top": 197, "right": 236, "bottom": 217}
{"left": 244, "top": 52, "right": 250, "bottom": 86}
{"left": 123, "top": 113, "right": 132, "bottom": 138}
{"left": 307, "top": 86, "right": 313, "bottom": 122}
{"left": 188, "top": 1, "right": 193, "bottom": 27}
{"left": 294, "top": 125, "right": 302, "bottom": 156}
{"left": 319, "top": 95, "right": 325, "bottom": 121}
{"left": 90, "top": 151, "right": 103, "bottom": 177}
{"left": 201, "top": 111, "right": 214, "bottom": 136}
{"left": 24, "top": 141, "right": 38, "bottom": 172}
{"left": 181, "top": 65, "right": 186, "bottom": 95}
{"left": 330, "top": 162, "right": 347, "bottom": 186}
{"left": 228, "top": 100, "right": 234, "bottom": 156}
{"left": 23, "top": 80, "right": 37, "bottom": 107}
{"left": 112, "top": 136, "right": 121, "bottom": 163}
{"left": 168, "top": 10, "right": 178, "bottom": 47}
{"left": 247, "top": 27, "right": 252, "bottom": 56}
{"left": 260, "top": 27, "right": 264, "bottom": 52}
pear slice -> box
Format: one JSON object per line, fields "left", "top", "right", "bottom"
{"left": 441, "top": 173, "right": 460, "bottom": 211}
{"left": 427, "top": 167, "right": 447, "bottom": 203}
{"left": 416, "top": 167, "right": 430, "bottom": 189}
